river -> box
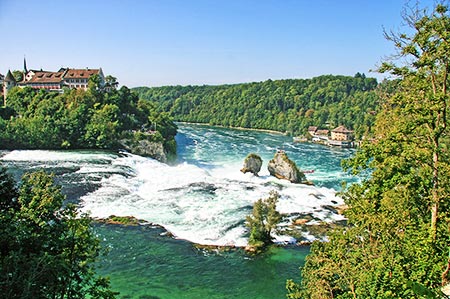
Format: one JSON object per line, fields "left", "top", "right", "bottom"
{"left": 0, "top": 123, "right": 356, "bottom": 299}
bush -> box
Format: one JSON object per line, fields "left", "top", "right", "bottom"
{"left": 0, "top": 168, "right": 118, "bottom": 298}
{"left": 246, "top": 191, "right": 281, "bottom": 251}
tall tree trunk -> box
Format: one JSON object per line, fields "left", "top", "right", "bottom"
{"left": 430, "top": 143, "right": 439, "bottom": 241}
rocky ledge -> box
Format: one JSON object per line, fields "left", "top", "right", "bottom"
{"left": 267, "top": 151, "right": 306, "bottom": 183}
{"left": 119, "top": 138, "right": 168, "bottom": 162}
{"left": 95, "top": 215, "right": 147, "bottom": 226}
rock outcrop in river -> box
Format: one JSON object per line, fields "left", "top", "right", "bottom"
{"left": 240, "top": 153, "right": 263, "bottom": 176}
{"left": 119, "top": 138, "right": 168, "bottom": 162}
{"left": 268, "top": 151, "right": 306, "bottom": 183}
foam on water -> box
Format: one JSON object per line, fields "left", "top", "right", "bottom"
{"left": 1, "top": 149, "right": 116, "bottom": 162}
{"left": 1, "top": 124, "right": 356, "bottom": 246}
{"left": 78, "top": 151, "right": 347, "bottom": 246}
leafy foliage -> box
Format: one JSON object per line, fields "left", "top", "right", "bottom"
{"left": 246, "top": 191, "right": 281, "bottom": 250}
{"left": 0, "top": 168, "right": 117, "bottom": 298}
{"left": 133, "top": 74, "right": 379, "bottom": 138}
{"left": 289, "top": 3, "right": 450, "bottom": 298}
{"left": 0, "top": 83, "right": 177, "bottom": 155}
{"left": 11, "top": 70, "right": 23, "bottom": 82}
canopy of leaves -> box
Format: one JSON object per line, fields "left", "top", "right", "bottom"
{"left": 0, "top": 167, "right": 117, "bottom": 298}
{"left": 289, "top": 3, "right": 450, "bottom": 298}
{"left": 133, "top": 74, "right": 379, "bottom": 139}
{"left": 0, "top": 83, "right": 177, "bottom": 154}
{"left": 246, "top": 190, "right": 281, "bottom": 250}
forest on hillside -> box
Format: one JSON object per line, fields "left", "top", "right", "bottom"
{"left": 134, "top": 73, "right": 379, "bottom": 139}
{"left": 0, "top": 78, "right": 177, "bottom": 156}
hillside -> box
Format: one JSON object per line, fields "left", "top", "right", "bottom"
{"left": 134, "top": 73, "right": 379, "bottom": 138}
{"left": 0, "top": 83, "right": 177, "bottom": 161}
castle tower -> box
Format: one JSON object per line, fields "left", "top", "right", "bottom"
{"left": 3, "top": 70, "right": 16, "bottom": 106}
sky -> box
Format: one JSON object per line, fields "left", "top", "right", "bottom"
{"left": 0, "top": 0, "right": 442, "bottom": 87}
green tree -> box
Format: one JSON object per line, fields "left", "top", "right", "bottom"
{"left": 88, "top": 73, "right": 103, "bottom": 91}
{"left": 246, "top": 191, "right": 281, "bottom": 250}
{"left": 0, "top": 169, "right": 117, "bottom": 298}
{"left": 289, "top": 3, "right": 450, "bottom": 298}
{"left": 105, "top": 75, "right": 119, "bottom": 90}
{"left": 5, "top": 86, "right": 36, "bottom": 116}
{"left": 133, "top": 74, "right": 379, "bottom": 138}
{"left": 12, "top": 70, "right": 23, "bottom": 82}
{"left": 0, "top": 80, "right": 177, "bottom": 155}
{"left": 380, "top": 2, "right": 450, "bottom": 242}
{"left": 84, "top": 104, "right": 120, "bottom": 148}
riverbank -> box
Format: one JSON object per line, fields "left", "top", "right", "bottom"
{"left": 177, "top": 121, "right": 287, "bottom": 135}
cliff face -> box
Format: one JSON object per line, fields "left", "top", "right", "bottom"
{"left": 267, "top": 152, "right": 305, "bottom": 183}
{"left": 119, "top": 138, "right": 168, "bottom": 162}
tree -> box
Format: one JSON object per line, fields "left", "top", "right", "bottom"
{"left": 105, "top": 75, "right": 119, "bottom": 90}
{"left": 0, "top": 169, "right": 117, "bottom": 298}
{"left": 0, "top": 167, "right": 19, "bottom": 261}
{"left": 0, "top": 85, "right": 178, "bottom": 158}
{"left": 380, "top": 2, "right": 450, "bottom": 242}
{"left": 84, "top": 104, "right": 120, "bottom": 148}
{"left": 246, "top": 191, "right": 281, "bottom": 250}
{"left": 12, "top": 70, "right": 23, "bottom": 82}
{"left": 133, "top": 74, "right": 379, "bottom": 138}
{"left": 88, "top": 74, "right": 103, "bottom": 91}
{"left": 288, "top": 3, "right": 450, "bottom": 298}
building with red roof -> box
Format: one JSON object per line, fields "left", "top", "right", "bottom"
{"left": 20, "top": 67, "right": 104, "bottom": 91}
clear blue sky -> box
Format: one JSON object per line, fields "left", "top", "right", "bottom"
{"left": 0, "top": 0, "right": 440, "bottom": 87}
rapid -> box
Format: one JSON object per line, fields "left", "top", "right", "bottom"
{"left": 0, "top": 123, "right": 356, "bottom": 246}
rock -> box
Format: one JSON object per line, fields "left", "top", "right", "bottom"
{"left": 194, "top": 243, "right": 236, "bottom": 252}
{"left": 97, "top": 215, "right": 143, "bottom": 226}
{"left": 240, "top": 153, "right": 263, "bottom": 175}
{"left": 297, "top": 240, "right": 312, "bottom": 246}
{"left": 293, "top": 218, "right": 309, "bottom": 225}
{"left": 267, "top": 151, "right": 306, "bottom": 183}
{"left": 119, "top": 138, "right": 167, "bottom": 162}
{"left": 244, "top": 245, "right": 258, "bottom": 253}
{"left": 335, "top": 204, "right": 349, "bottom": 215}
{"left": 442, "top": 283, "right": 450, "bottom": 296}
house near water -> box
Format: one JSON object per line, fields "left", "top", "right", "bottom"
{"left": 328, "top": 126, "right": 354, "bottom": 147}
{"left": 298, "top": 125, "right": 354, "bottom": 148}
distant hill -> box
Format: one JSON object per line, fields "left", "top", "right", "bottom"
{"left": 133, "top": 73, "right": 379, "bottom": 138}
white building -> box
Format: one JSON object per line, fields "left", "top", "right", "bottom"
{"left": 20, "top": 67, "right": 105, "bottom": 92}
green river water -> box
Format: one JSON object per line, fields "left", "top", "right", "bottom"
{"left": 0, "top": 123, "right": 355, "bottom": 298}
{"left": 95, "top": 224, "right": 309, "bottom": 299}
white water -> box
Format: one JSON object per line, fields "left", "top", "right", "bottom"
{"left": 0, "top": 124, "right": 354, "bottom": 246}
